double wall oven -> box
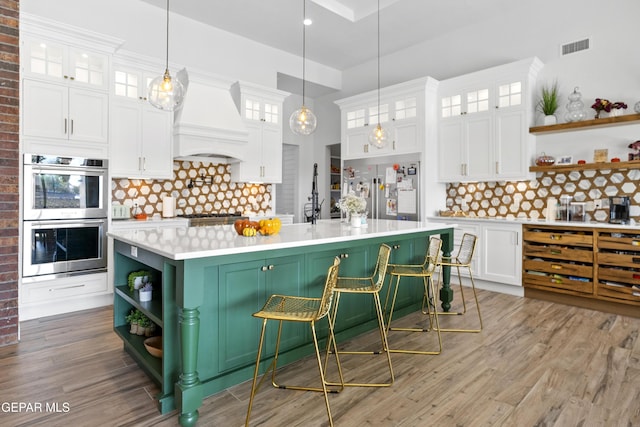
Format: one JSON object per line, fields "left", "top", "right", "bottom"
{"left": 23, "top": 154, "right": 108, "bottom": 279}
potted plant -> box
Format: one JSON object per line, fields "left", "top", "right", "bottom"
{"left": 125, "top": 309, "right": 141, "bottom": 334}
{"left": 537, "top": 81, "right": 559, "bottom": 125}
{"left": 139, "top": 282, "right": 153, "bottom": 302}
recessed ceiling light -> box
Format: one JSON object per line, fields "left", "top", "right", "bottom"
{"left": 303, "top": 18, "right": 312, "bottom": 25}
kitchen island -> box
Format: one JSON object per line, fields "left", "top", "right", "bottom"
{"left": 109, "top": 219, "right": 455, "bottom": 426}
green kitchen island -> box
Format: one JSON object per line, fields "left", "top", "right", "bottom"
{"left": 109, "top": 219, "right": 455, "bottom": 426}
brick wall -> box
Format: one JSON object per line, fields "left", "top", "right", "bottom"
{"left": 0, "top": 0, "right": 19, "bottom": 346}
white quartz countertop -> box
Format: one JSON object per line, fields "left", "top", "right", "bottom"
{"left": 427, "top": 216, "right": 640, "bottom": 230}
{"left": 108, "top": 219, "right": 456, "bottom": 260}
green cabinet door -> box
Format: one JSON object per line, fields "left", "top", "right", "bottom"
{"left": 217, "top": 259, "right": 266, "bottom": 373}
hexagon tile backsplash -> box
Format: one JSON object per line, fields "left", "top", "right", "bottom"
{"left": 111, "top": 161, "right": 272, "bottom": 217}
{"left": 446, "top": 168, "right": 640, "bottom": 222}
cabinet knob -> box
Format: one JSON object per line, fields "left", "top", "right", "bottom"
{"left": 392, "top": 245, "right": 400, "bottom": 250}
{"left": 339, "top": 253, "right": 349, "bottom": 259}
{"left": 268, "top": 264, "right": 274, "bottom": 270}
{"left": 261, "top": 266, "right": 268, "bottom": 272}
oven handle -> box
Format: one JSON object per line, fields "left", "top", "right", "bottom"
{"left": 27, "top": 164, "right": 108, "bottom": 175}
{"left": 25, "top": 218, "right": 107, "bottom": 227}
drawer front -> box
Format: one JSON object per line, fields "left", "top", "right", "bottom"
{"left": 597, "top": 282, "right": 640, "bottom": 304}
{"left": 22, "top": 273, "right": 108, "bottom": 304}
{"left": 524, "top": 243, "right": 593, "bottom": 263}
{"left": 598, "top": 267, "right": 640, "bottom": 286}
{"left": 598, "top": 252, "right": 640, "bottom": 268}
{"left": 598, "top": 234, "right": 640, "bottom": 252}
{"left": 524, "top": 259, "right": 592, "bottom": 278}
{"left": 524, "top": 272, "right": 593, "bottom": 294}
{"left": 524, "top": 230, "right": 593, "bottom": 247}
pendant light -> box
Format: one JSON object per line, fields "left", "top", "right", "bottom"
{"left": 148, "top": 0, "right": 185, "bottom": 111}
{"left": 289, "top": 0, "right": 317, "bottom": 135}
{"left": 368, "top": 0, "right": 389, "bottom": 148}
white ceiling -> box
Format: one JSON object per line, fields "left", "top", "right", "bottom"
{"left": 139, "top": 0, "right": 513, "bottom": 72}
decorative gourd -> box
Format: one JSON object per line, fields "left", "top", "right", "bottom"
{"left": 259, "top": 217, "right": 282, "bottom": 235}
{"left": 234, "top": 219, "right": 260, "bottom": 236}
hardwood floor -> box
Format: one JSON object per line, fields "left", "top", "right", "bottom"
{"left": 1, "top": 289, "right": 638, "bottom": 426}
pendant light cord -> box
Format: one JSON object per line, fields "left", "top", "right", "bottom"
{"left": 376, "top": 0, "right": 380, "bottom": 124}
{"left": 302, "top": 0, "right": 307, "bottom": 105}
{"left": 165, "top": 0, "right": 170, "bottom": 71}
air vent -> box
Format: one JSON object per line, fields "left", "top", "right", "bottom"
{"left": 561, "top": 38, "right": 590, "bottom": 56}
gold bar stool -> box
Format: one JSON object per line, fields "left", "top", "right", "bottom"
{"left": 384, "top": 236, "right": 443, "bottom": 355}
{"left": 245, "top": 257, "right": 344, "bottom": 427}
{"left": 432, "top": 232, "right": 483, "bottom": 332}
{"left": 324, "top": 243, "right": 394, "bottom": 387}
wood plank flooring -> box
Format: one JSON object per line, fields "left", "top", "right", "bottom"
{"left": 1, "top": 289, "right": 639, "bottom": 426}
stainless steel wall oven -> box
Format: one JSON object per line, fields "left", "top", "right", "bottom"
{"left": 23, "top": 154, "right": 108, "bottom": 278}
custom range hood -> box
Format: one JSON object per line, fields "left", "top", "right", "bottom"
{"left": 173, "top": 75, "right": 248, "bottom": 163}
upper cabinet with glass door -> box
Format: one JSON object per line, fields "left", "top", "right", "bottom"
{"left": 437, "top": 57, "right": 543, "bottom": 182}
{"left": 336, "top": 77, "right": 437, "bottom": 160}
{"left": 22, "top": 36, "right": 109, "bottom": 91}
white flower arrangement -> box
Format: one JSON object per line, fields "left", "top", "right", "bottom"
{"left": 337, "top": 194, "right": 367, "bottom": 215}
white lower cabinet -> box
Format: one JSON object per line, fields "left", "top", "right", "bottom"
{"left": 431, "top": 219, "right": 522, "bottom": 288}
{"left": 481, "top": 223, "right": 522, "bottom": 285}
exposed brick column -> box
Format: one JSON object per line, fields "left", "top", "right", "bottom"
{"left": 0, "top": 0, "right": 19, "bottom": 346}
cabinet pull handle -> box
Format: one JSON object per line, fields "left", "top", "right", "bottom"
{"left": 50, "top": 284, "right": 85, "bottom": 291}
{"left": 550, "top": 234, "right": 562, "bottom": 240}
{"left": 364, "top": 144, "right": 369, "bottom": 153}
{"left": 70, "top": 119, "right": 74, "bottom": 135}
{"left": 633, "top": 257, "right": 640, "bottom": 264}
{"left": 64, "top": 118, "right": 67, "bottom": 134}
{"left": 393, "top": 140, "right": 396, "bottom": 150}
{"left": 495, "top": 161, "right": 499, "bottom": 174}
{"left": 142, "top": 157, "right": 146, "bottom": 171}
{"left": 69, "top": 76, "right": 75, "bottom": 80}
{"left": 551, "top": 264, "right": 562, "bottom": 270}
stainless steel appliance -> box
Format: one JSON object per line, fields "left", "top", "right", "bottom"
{"left": 23, "top": 154, "right": 108, "bottom": 220}
{"left": 23, "top": 218, "right": 107, "bottom": 277}
{"left": 609, "top": 196, "right": 630, "bottom": 224}
{"left": 343, "top": 154, "right": 421, "bottom": 221}
{"left": 23, "top": 154, "right": 108, "bottom": 278}
{"left": 178, "top": 212, "right": 248, "bottom": 227}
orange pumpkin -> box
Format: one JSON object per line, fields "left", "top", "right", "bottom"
{"left": 259, "top": 217, "right": 282, "bottom": 235}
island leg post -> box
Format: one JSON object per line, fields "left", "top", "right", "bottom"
{"left": 176, "top": 307, "right": 202, "bottom": 427}
{"left": 439, "top": 229, "right": 454, "bottom": 312}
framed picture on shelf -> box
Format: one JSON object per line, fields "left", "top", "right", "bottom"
{"left": 557, "top": 155, "right": 573, "bottom": 165}
{"left": 594, "top": 149, "right": 608, "bottom": 163}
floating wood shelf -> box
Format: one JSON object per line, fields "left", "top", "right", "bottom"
{"left": 529, "top": 113, "right": 640, "bottom": 134}
{"left": 529, "top": 160, "right": 640, "bottom": 173}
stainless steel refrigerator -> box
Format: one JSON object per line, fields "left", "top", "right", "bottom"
{"left": 343, "top": 155, "right": 420, "bottom": 221}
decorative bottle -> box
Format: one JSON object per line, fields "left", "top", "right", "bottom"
{"left": 565, "top": 87, "right": 587, "bottom": 122}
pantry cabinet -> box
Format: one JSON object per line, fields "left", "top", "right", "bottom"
{"left": 437, "top": 57, "right": 543, "bottom": 182}
{"left": 336, "top": 77, "right": 438, "bottom": 160}
{"left": 230, "top": 82, "right": 289, "bottom": 183}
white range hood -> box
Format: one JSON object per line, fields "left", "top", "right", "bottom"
{"left": 173, "top": 80, "right": 248, "bottom": 163}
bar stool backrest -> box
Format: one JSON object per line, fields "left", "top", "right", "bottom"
{"left": 456, "top": 233, "right": 478, "bottom": 266}
{"left": 425, "top": 237, "right": 443, "bottom": 274}
{"left": 373, "top": 244, "right": 392, "bottom": 291}
{"left": 316, "top": 257, "right": 341, "bottom": 320}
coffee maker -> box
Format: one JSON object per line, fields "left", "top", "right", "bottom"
{"left": 609, "top": 196, "right": 630, "bottom": 224}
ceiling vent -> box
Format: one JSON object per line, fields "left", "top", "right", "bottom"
{"left": 561, "top": 38, "right": 590, "bottom": 56}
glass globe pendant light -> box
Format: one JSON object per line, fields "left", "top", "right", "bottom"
{"left": 148, "top": 0, "right": 185, "bottom": 111}
{"left": 289, "top": 0, "right": 317, "bottom": 135}
{"left": 368, "top": 0, "right": 388, "bottom": 148}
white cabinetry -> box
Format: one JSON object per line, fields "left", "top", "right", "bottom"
{"left": 20, "top": 16, "right": 122, "bottom": 157}
{"left": 430, "top": 219, "right": 522, "bottom": 290}
{"left": 437, "top": 58, "right": 543, "bottom": 182}
{"left": 481, "top": 223, "right": 522, "bottom": 285}
{"left": 22, "top": 79, "right": 109, "bottom": 144}
{"left": 230, "top": 82, "right": 289, "bottom": 183}
{"left": 109, "top": 63, "right": 173, "bottom": 179}
{"left": 336, "top": 77, "right": 438, "bottom": 160}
